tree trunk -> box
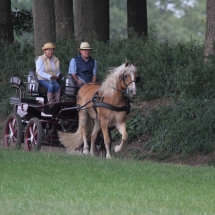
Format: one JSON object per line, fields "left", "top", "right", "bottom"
{"left": 76, "top": 0, "right": 109, "bottom": 42}
{"left": 204, "top": 0, "right": 215, "bottom": 57}
{"left": 0, "top": 0, "right": 14, "bottom": 43}
{"left": 127, "top": 0, "right": 148, "bottom": 37}
{"left": 33, "top": 0, "right": 56, "bottom": 56}
{"left": 54, "top": 0, "right": 74, "bottom": 41}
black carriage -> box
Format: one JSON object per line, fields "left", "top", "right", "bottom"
{"left": 3, "top": 70, "right": 107, "bottom": 155}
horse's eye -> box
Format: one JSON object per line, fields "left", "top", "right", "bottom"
{"left": 124, "top": 75, "right": 128, "bottom": 78}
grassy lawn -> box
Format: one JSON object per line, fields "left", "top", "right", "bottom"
{"left": 0, "top": 148, "right": 215, "bottom": 215}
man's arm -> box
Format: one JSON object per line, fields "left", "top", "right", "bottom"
{"left": 92, "top": 60, "right": 97, "bottom": 83}
{"left": 69, "top": 58, "right": 84, "bottom": 86}
{"left": 92, "top": 75, "right": 97, "bottom": 83}
{"left": 72, "top": 74, "right": 84, "bottom": 87}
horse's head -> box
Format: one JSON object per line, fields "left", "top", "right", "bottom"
{"left": 119, "top": 62, "right": 140, "bottom": 97}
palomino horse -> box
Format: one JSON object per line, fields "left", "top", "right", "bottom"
{"left": 58, "top": 62, "right": 139, "bottom": 158}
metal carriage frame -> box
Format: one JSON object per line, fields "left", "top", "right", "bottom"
{"left": 3, "top": 70, "right": 107, "bottom": 156}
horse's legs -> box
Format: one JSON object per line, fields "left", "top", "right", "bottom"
{"left": 79, "top": 110, "right": 90, "bottom": 155}
{"left": 115, "top": 122, "right": 128, "bottom": 153}
{"left": 101, "top": 120, "right": 111, "bottom": 159}
{"left": 89, "top": 119, "right": 101, "bottom": 156}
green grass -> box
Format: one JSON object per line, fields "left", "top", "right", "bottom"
{"left": 0, "top": 149, "right": 215, "bottom": 215}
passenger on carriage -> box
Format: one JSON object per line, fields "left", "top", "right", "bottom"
{"left": 35, "top": 42, "right": 62, "bottom": 107}
{"left": 68, "top": 42, "right": 97, "bottom": 87}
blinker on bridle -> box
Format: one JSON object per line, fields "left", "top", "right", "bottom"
{"left": 120, "top": 72, "right": 141, "bottom": 88}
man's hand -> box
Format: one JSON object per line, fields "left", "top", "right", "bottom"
{"left": 77, "top": 80, "right": 84, "bottom": 87}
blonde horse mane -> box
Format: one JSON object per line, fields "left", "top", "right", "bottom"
{"left": 99, "top": 63, "right": 137, "bottom": 97}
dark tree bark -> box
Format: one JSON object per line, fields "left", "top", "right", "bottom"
{"left": 76, "top": 0, "right": 109, "bottom": 42}
{"left": 54, "top": 0, "right": 74, "bottom": 41}
{"left": 0, "top": 0, "right": 14, "bottom": 43}
{"left": 33, "top": 0, "right": 56, "bottom": 56}
{"left": 127, "top": 0, "right": 148, "bottom": 37}
{"left": 204, "top": 0, "right": 215, "bottom": 57}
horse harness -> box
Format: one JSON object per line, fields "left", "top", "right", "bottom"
{"left": 77, "top": 71, "right": 135, "bottom": 117}
{"left": 91, "top": 90, "right": 132, "bottom": 116}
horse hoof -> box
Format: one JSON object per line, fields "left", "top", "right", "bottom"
{"left": 83, "top": 149, "right": 90, "bottom": 155}
{"left": 114, "top": 145, "right": 121, "bottom": 153}
{"left": 67, "top": 149, "right": 82, "bottom": 155}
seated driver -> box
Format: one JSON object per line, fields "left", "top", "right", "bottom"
{"left": 35, "top": 42, "right": 62, "bottom": 107}
{"left": 68, "top": 42, "right": 97, "bottom": 87}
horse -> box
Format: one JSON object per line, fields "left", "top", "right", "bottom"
{"left": 58, "top": 62, "right": 139, "bottom": 158}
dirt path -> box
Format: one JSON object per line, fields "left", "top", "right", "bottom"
{"left": 1, "top": 98, "right": 215, "bottom": 166}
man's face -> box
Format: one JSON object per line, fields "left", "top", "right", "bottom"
{"left": 80, "top": 49, "right": 91, "bottom": 60}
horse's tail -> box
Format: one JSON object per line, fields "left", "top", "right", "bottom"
{"left": 58, "top": 113, "right": 93, "bottom": 152}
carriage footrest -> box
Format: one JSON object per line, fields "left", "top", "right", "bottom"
{"left": 10, "top": 97, "right": 38, "bottom": 105}
{"left": 10, "top": 97, "right": 21, "bottom": 104}
{"left": 21, "top": 98, "right": 37, "bottom": 104}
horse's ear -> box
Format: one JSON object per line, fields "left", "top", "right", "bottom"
{"left": 125, "top": 62, "right": 129, "bottom": 67}
{"left": 134, "top": 62, "right": 138, "bottom": 67}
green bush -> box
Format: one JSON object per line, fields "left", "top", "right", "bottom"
{"left": 144, "top": 99, "right": 215, "bottom": 154}
{"left": 2, "top": 33, "right": 215, "bottom": 154}
{"left": 0, "top": 42, "right": 34, "bottom": 116}
{"left": 112, "top": 111, "right": 146, "bottom": 142}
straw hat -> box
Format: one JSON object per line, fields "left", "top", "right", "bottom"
{"left": 42, "top": 42, "right": 56, "bottom": 51}
{"left": 78, "top": 42, "right": 92, "bottom": 50}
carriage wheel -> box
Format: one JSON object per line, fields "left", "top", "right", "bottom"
{"left": 24, "top": 118, "right": 43, "bottom": 152}
{"left": 94, "top": 130, "right": 112, "bottom": 157}
{"left": 4, "top": 113, "right": 23, "bottom": 149}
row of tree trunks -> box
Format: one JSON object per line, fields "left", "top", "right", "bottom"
{"left": 127, "top": 0, "right": 148, "bottom": 37}
{"left": 204, "top": 0, "right": 215, "bottom": 58}
{"left": 76, "top": 0, "right": 109, "bottom": 42}
{"left": 33, "top": 0, "right": 56, "bottom": 56}
{"left": 2, "top": 0, "right": 215, "bottom": 59}
{"left": 0, "top": 0, "right": 13, "bottom": 43}
{"left": 33, "top": 0, "right": 74, "bottom": 56}
{"left": 55, "top": 0, "right": 74, "bottom": 41}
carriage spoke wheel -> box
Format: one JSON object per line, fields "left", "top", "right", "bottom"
{"left": 4, "top": 113, "right": 23, "bottom": 149}
{"left": 24, "top": 118, "right": 42, "bottom": 152}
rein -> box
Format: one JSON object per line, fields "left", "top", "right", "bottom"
{"left": 91, "top": 91, "right": 132, "bottom": 115}
{"left": 89, "top": 72, "right": 134, "bottom": 115}
{"left": 60, "top": 73, "right": 134, "bottom": 116}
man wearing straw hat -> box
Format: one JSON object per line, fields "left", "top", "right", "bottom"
{"left": 68, "top": 42, "right": 97, "bottom": 87}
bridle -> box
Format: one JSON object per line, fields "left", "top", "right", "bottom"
{"left": 58, "top": 64, "right": 140, "bottom": 120}
{"left": 111, "top": 71, "right": 136, "bottom": 94}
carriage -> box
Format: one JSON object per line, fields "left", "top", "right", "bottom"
{"left": 4, "top": 62, "right": 139, "bottom": 158}
{"left": 3, "top": 69, "right": 107, "bottom": 155}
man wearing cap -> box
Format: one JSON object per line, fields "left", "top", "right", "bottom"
{"left": 35, "top": 42, "right": 62, "bottom": 107}
{"left": 68, "top": 42, "right": 97, "bottom": 87}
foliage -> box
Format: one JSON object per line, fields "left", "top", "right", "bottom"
{"left": 147, "top": 0, "right": 206, "bottom": 43}
{"left": 2, "top": 32, "right": 215, "bottom": 154}
{"left": 0, "top": 42, "right": 34, "bottom": 116}
{"left": 11, "top": 8, "right": 33, "bottom": 37}
{"left": 144, "top": 99, "right": 215, "bottom": 154}
{"left": 112, "top": 111, "right": 146, "bottom": 142}
{"left": 11, "top": 0, "right": 32, "bottom": 10}
{"left": 110, "top": 0, "right": 127, "bottom": 40}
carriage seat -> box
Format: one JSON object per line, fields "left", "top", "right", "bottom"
{"left": 27, "top": 69, "right": 47, "bottom": 96}
{"left": 65, "top": 75, "right": 79, "bottom": 98}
